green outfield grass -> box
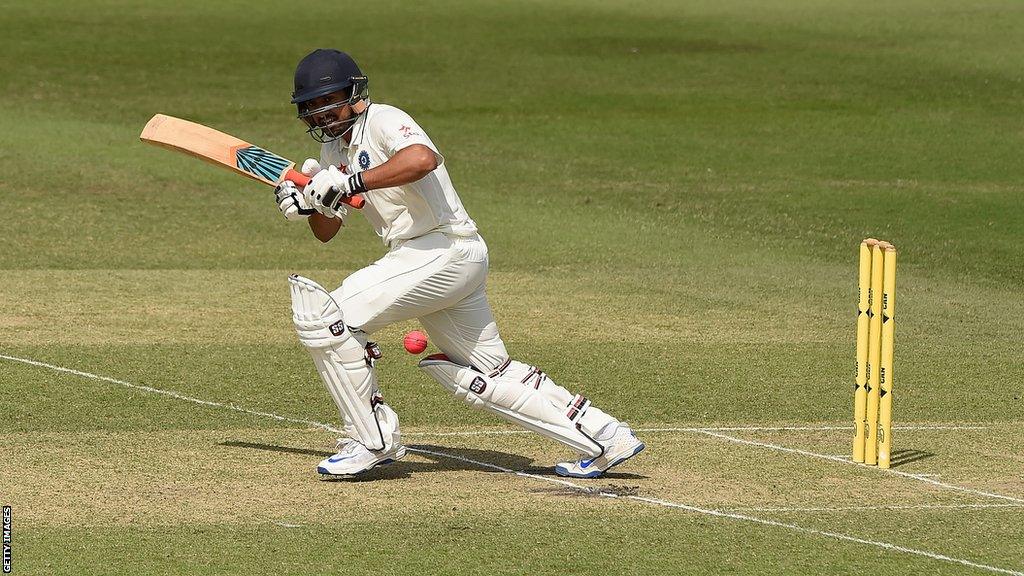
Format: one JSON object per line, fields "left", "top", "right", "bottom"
{"left": 1, "top": 0, "right": 1022, "bottom": 574}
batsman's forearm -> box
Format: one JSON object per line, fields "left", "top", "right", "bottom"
{"left": 359, "top": 144, "right": 437, "bottom": 190}
{"left": 308, "top": 212, "right": 342, "bottom": 243}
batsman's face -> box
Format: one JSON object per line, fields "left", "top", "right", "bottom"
{"left": 299, "top": 90, "right": 356, "bottom": 141}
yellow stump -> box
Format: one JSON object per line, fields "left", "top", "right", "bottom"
{"left": 877, "top": 244, "right": 897, "bottom": 468}
{"left": 863, "top": 242, "right": 885, "bottom": 465}
{"left": 852, "top": 239, "right": 877, "bottom": 463}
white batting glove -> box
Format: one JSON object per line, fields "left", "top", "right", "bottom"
{"left": 274, "top": 180, "right": 315, "bottom": 221}
{"left": 305, "top": 164, "right": 353, "bottom": 219}
{"left": 300, "top": 158, "right": 322, "bottom": 177}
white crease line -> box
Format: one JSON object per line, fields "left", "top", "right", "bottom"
{"left": 4, "top": 351, "right": 1022, "bottom": 576}
{"left": 0, "top": 354, "right": 343, "bottom": 434}
{"left": 729, "top": 503, "right": 1024, "bottom": 513}
{"left": 402, "top": 424, "right": 988, "bottom": 438}
{"left": 647, "top": 426, "right": 989, "bottom": 431}
{"left": 408, "top": 447, "right": 1024, "bottom": 576}
{"left": 405, "top": 429, "right": 532, "bottom": 437}
{"left": 409, "top": 446, "right": 582, "bottom": 489}
{"left": 698, "top": 430, "right": 1024, "bottom": 504}
{"left": 627, "top": 496, "right": 1024, "bottom": 576}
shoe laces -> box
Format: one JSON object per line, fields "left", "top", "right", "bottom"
{"left": 334, "top": 438, "right": 363, "bottom": 455}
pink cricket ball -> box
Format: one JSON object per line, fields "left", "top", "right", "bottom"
{"left": 403, "top": 330, "right": 428, "bottom": 354}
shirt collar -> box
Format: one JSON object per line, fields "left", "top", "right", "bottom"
{"left": 340, "top": 102, "right": 371, "bottom": 150}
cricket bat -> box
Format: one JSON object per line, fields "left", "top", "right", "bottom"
{"left": 139, "top": 114, "right": 364, "bottom": 209}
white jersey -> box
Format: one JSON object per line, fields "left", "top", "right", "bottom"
{"left": 320, "top": 103, "right": 477, "bottom": 247}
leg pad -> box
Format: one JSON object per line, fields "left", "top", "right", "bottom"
{"left": 419, "top": 356, "right": 602, "bottom": 457}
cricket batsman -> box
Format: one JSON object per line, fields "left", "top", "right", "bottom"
{"left": 275, "top": 49, "right": 644, "bottom": 479}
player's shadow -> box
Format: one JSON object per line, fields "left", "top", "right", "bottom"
{"left": 218, "top": 440, "right": 646, "bottom": 481}
{"left": 888, "top": 449, "right": 935, "bottom": 468}
{"left": 218, "top": 440, "right": 532, "bottom": 481}
{"left": 410, "top": 444, "right": 647, "bottom": 480}
{"left": 517, "top": 464, "right": 647, "bottom": 480}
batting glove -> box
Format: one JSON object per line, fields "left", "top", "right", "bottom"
{"left": 306, "top": 164, "right": 355, "bottom": 219}
{"left": 300, "top": 158, "right": 322, "bottom": 177}
{"left": 275, "top": 180, "right": 315, "bottom": 221}
{"left": 274, "top": 158, "right": 328, "bottom": 221}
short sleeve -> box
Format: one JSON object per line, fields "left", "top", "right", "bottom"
{"left": 374, "top": 107, "right": 444, "bottom": 166}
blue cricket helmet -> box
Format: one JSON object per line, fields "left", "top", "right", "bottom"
{"left": 291, "top": 49, "right": 367, "bottom": 105}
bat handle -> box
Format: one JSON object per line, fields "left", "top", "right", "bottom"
{"left": 284, "top": 169, "right": 365, "bottom": 209}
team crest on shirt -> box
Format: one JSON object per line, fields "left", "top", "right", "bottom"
{"left": 358, "top": 150, "right": 371, "bottom": 170}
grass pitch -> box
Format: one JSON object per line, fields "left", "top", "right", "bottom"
{"left": 1, "top": 1, "right": 1022, "bottom": 574}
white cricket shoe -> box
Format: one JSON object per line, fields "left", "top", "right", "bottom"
{"left": 317, "top": 439, "right": 407, "bottom": 478}
{"left": 554, "top": 423, "right": 645, "bottom": 479}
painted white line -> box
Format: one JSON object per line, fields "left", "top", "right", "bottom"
{"left": 402, "top": 424, "right": 987, "bottom": 438}
{"left": 408, "top": 447, "right": 1024, "bottom": 575}
{"left": 648, "top": 425, "right": 989, "bottom": 432}
{"left": 892, "top": 426, "right": 989, "bottom": 431}
{"left": 405, "top": 429, "right": 531, "bottom": 437}
{"left": 4, "top": 352, "right": 1022, "bottom": 576}
{"left": 730, "top": 503, "right": 1024, "bottom": 513}
{"left": 409, "top": 446, "right": 582, "bottom": 489}
{"left": 698, "top": 430, "right": 1024, "bottom": 504}
{"left": 628, "top": 495, "right": 1024, "bottom": 576}
{"left": 0, "top": 354, "right": 343, "bottom": 434}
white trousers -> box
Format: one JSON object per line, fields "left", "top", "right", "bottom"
{"left": 324, "top": 230, "right": 619, "bottom": 448}
{"left": 332, "top": 231, "right": 509, "bottom": 372}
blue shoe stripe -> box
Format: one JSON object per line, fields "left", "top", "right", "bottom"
{"left": 555, "top": 442, "right": 645, "bottom": 479}
{"left": 554, "top": 464, "right": 608, "bottom": 479}
{"left": 317, "top": 454, "right": 402, "bottom": 477}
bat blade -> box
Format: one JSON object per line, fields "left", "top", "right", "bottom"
{"left": 140, "top": 114, "right": 290, "bottom": 186}
{"left": 139, "top": 114, "right": 363, "bottom": 208}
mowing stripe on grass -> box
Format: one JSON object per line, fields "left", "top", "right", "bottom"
{"left": 698, "top": 429, "right": 1024, "bottom": 504}
{"left": 1, "top": 354, "right": 985, "bottom": 440}
{"left": 4, "top": 352, "right": 1023, "bottom": 576}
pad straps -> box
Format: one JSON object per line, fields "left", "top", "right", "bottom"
{"left": 566, "top": 394, "right": 592, "bottom": 427}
